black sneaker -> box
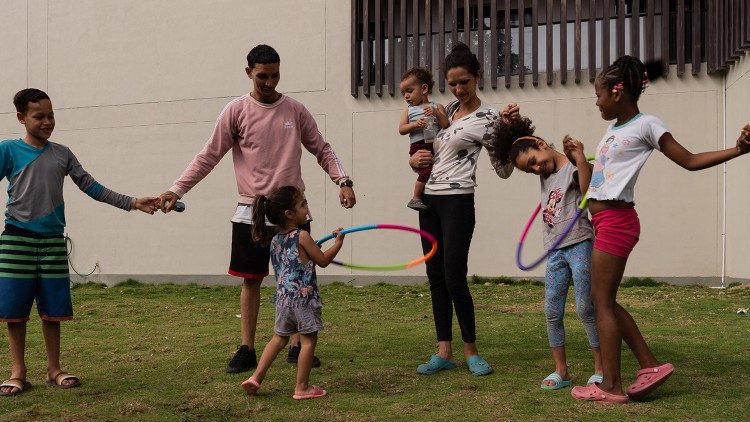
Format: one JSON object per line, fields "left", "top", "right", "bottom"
{"left": 226, "top": 345, "right": 257, "bottom": 373}
{"left": 286, "top": 343, "right": 322, "bottom": 368}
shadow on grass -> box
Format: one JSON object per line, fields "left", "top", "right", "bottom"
{"left": 71, "top": 282, "right": 107, "bottom": 290}
{"left": 620, "top": 277, "right": 668, "bottom": 288}
{"left": 470, "top": 275, "right": 543, "bottom": 287}
{"left": 471, "top": 275, "right": 676, "bottom": 289}
{"left": 113, "top": 278, "right": 145, "bottom": 287}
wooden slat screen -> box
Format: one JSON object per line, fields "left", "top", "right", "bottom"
{"left": 617, "top": 0, "right": 625, "bottom": 58}
{"left": 400, "top": 0, "right": 407, "bottom": 78}
{"left": 352, "top": 0, "right": 749, "bottom": 97}
{"left": 546, "top": 1, "right": 553, "bottom": 85}
{"left": 504, "top": 0, "right": 512, "bottom": 87}
{"left": 517, "top": 0, "right": 525, "bottom": 87}
{"left": 478, "top": 0, "right": 485, "bottom": 89}
{"left": 692, "top": 0, "right": 701, "bottom": 75}
{"left": 631, "top": 0, "right": 640, "bottom": 59}
{"left": 574, "top": 0, "right": 581, "bottom": 84}
{"left": 677, "top": 1, "right": 685, "bottom": 76}
{"left": 451, "top": 0, "right": 458, "bottom": 45}
{"left": 490, "top": 0, "right": 498, "bottom": 88}
{"left": 736, "top": 0, "right": 740, "bottom": 58}
{"left": 645, "top": 0, "right": 655, "bottom": 64}
{"left": 387, "top": 0, "right": 395, "bottom": 95}
{"left": 560, "top": 0, "right": 568, "bottom": 85}
{"left": 351, "top": 0, "right": 360, "bottom": 97}
{"left": 602, "top": 0, "right": 611, "bottom": 73}
{"left": 438, "top": 0, "right": 445, "bottom": 92}
{"left": 588, "top": 0, "right": 596, "bottom": 82}
{"left": 532, "top": 0, "right": 539, "bottom": 85}
{"left": 464, "top": 0, "right": 471, "bottom": 45}
{"left": 412, "top": 0, "right": 419, "bottom": 69}
{"left": 661, "top": 0, "right": 669, "bottom": 75}
{"left": 362, "top": 0, "right": 370, "bottom": 97}
{"left": 707, "top": 0, "right": 717, "bottom": 72}
{"left": 425, "top": 0, "right": 432, "bottom": 74}
{"left": 375, "top": 0, "right": 383, "bottom": 96}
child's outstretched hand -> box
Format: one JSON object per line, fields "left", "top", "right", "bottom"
{"left": 562, "top": 135, "right": 586, "bottom": 165}
{"left": 133, "top": 197, "right": 159, "bottom": 214}
{"left": 332, "top": 227, "right": 345, "bottom": 243}
{"left": 737, "top": 124, "right": 750, "bottom": 154}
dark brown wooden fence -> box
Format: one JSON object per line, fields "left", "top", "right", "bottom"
{"left": 351, "top": 0, "right": 750, "bottom": 97}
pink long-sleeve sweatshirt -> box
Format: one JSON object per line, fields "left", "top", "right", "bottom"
{"left": 169, "top": 94, "right": 348, "bottom": 205}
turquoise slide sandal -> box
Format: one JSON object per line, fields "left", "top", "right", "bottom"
{"left": 587, "top": 373, "right": 603, "bottom": 385}
{"left": 541, "top": 372, "right": 572, "bottom": 390}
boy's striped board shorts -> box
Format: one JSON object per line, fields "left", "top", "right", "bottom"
{"left": 0, "top": 225, "right": 72, "bottom": 322}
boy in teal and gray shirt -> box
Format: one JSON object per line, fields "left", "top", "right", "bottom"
{"left": 0, "top": 89, "right": 157, "bottom": 396}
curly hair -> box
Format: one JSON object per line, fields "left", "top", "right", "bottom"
{"left": 489, "top": 115, "right": 546, "bottom": 167}
{"left": 597, "top": 55, "right": 664, "bottom": 102}
{"left": 401, "top": 67, "right": 435, "bottom": 94}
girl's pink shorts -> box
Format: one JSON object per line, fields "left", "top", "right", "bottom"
{"left": 591, "top": 208, "right": 640, "bottom": 259}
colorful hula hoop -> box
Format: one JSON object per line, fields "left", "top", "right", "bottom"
{"left": 515, "top": 155, "right": 595, "bottom": 271}
{"left": 316, "top": 224, "right": 438, "bottom": 271}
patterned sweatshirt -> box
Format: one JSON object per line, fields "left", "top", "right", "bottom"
{"left": 0, "top": 139, "right": 134, "bottom": 236}
{"left": 425, "top": 100, "right": 512, "bottom": 195}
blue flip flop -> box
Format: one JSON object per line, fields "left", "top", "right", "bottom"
{"left": 466, "top": 355, "right": 493, "bottom": 376}
{"left": 541, "top": 372, "right": 572, "bottom": 390}
{"left": 587, "top": 373, "right": 603, "bottom": 385}
{"left": 417, "top": 355, "right": 457, "bottom": 375}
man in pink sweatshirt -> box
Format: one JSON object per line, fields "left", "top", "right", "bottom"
{"left": 158, "top": 44, "right": 356, "bottom": 373}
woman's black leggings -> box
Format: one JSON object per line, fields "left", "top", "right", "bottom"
{"left": 419, "top": 193, "right": 476, "bottom": 343}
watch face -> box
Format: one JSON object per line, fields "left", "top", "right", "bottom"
{"left": 341, "top": 179, "right": 353, "bottom": 187}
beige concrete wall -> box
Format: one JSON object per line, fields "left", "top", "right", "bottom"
{"left": 0, "top": 1, "right": 744, "bottom": 284}
{"left": 725, "top": 52, "right": 750, "bottom": 281}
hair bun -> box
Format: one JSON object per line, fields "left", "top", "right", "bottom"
{"left": 643, "top": 60, "right": 665, "bottom": 82}
{"left": 450, "top": 42, "right": 471, "bottom": 53}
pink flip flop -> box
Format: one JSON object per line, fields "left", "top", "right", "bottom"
{"left": 241, "top": 377, "right": 261, "bottom": 396}
{"left": 626, "top": 363, "right": 674, "bottom": 399}
{"left": 571, "top": 383, "right": 630, "bottom": 404}
{"left": 292, "top": 385, "right": 327, "bottom": 400}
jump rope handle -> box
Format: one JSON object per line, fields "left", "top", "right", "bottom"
{"left": 173, "top": 201, "right": 186, "bottom": 212}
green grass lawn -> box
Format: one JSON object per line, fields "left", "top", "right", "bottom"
{"left": 0, "top": 281, "right": 748, "bottom": 421}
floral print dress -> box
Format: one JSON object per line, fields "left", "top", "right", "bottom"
{"left": 270, "top": 229, "right": 321, "bottom": 309}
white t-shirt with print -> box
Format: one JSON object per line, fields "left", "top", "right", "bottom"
{"left": 587, "top": 113, "right": 669, "bottom": 203}
{"left": 425, "top": 101, "right": 512, "bottom": 195}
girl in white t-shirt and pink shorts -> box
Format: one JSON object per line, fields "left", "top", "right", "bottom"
{"left": 570, "top": 55, "right": 750, "bottom": 404}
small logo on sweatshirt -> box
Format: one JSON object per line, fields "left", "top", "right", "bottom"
{"left": 283, "top": 121, "right": 295, "bottom": 129}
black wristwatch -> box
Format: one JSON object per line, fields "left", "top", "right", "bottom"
{"left": 339, "top": 178, "right": 354, "bottom": 188}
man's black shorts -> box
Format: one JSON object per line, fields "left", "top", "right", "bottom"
{"left": 228, "top": 222, "right": 311, "bottom": 279}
